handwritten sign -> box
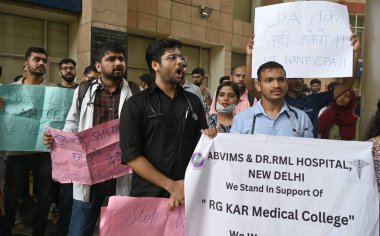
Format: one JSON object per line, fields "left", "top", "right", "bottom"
{"left": 0, "top": 84, "right": 74, "bottom": 151}
{"left": 253, "top": 1, "right": 352, "bottom": 78}
{"left": 185, "top": 134, "right": 379, "bottom": 236}
{"left": 47, "top": 119, "right": 131, "bottom": 185}
{"left": 100, "top": 196, "right": 185, "bottom": 236}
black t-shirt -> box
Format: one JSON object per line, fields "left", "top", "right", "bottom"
{"left": 285, "top": 90, "right": 334, "bottom": 137}
{"left": 56, "top": 83, "right": 79, "bottom": 89}
{"left": 120, "top": 83, "right": 207, "bottom": 197}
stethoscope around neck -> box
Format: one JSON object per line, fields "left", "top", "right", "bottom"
{"left": 148, "top": 90, "right": 199, "bottom": 172}
{"left": 85, "top": 78, "right": 127, "bottom": 107}
{"left": 250, "top": 104, "right": 308, "bottom": 134}
{"left": 147, "top": 92, "right": 198, "bottom": 121}
{"left": 86, "top": 80, "right": 102, "bottom": 106}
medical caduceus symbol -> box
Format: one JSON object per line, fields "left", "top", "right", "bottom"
{"left": 349, "top": 160, "right": 371, "bottom": 179}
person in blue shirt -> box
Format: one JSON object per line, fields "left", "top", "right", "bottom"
{"left": 230, "top": 61, "right": 313, "bottom": 138}
{"left": 279, "top": 33, "right": 359, "bottom": 137}
{"left": 244, "top": 33, "right": 360, "bottom": 138}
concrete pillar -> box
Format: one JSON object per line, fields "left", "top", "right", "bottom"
{"left": 76, "top": 0, "right": 128, "bottom": 78}
{"left": 251, "top": 0, "right": 262, "bottom": 23}
{"left": 360, "top": 0, "right": 380, "bottom": 138}
{"left": 210, "top": 46, "right": 225, "bottom": 92}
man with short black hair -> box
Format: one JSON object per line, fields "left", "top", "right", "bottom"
{"left": 180, "top": 58, "right": 203, "bottom": 102}
{"left": 192, "top": 67, "right": 212, "bottom": 114}
{"left": 139, "top": 73, "right": 153, "bottom": 90}
{"left": 309, "top": 79, "right": 321, "bottom": 93}
{"left": 44, "top": 42, "right": 138, "bottom": 236}
{"left": 81, "top": 65, "right": 99, "bottom": 81}
{"left": 0, "top": 47, "right": 56, "bottom": 236}
{"left": 328, "top": 81, "right": 340, "bottom": 91}
{"left": 120, "top": 38, "right": 213, "bottom": 209}
{"left": 230, "top": 65, "right": 257, "bottom": 113}
{"left": 51, "top": 58, "right": 79, "bottom": 236}
{"left": 231, "top": 61, "right": 313, "bottom": 137}
{"left": 57, "top": 58, "right": 79, "bottom": 89}
{"left": 245, "top": 33, "right": 360, "bottom": 137}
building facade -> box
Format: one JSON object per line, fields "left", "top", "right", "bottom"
{"left": 0, "top": 0, "right": 366, "bottom": 93}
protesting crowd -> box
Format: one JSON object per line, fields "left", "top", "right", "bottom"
{"left": 0, "top": 22, "right": 379, "bottom": 236}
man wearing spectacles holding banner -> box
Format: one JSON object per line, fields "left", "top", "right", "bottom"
{"left": 120, "top": 38, "right": 216, "bottom": 208}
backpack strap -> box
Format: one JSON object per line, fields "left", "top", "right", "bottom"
{"left": 76, "top": 78, "right": 95, "bottom": 113}
{"left": 76, "top": 79, "right": 139, "bottom": 113}
{"left": 128, "top": 81, "right": 141, "bottom": 95}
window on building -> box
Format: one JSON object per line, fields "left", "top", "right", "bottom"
{"left": 349, "top": 13, "right": 365, "bottom": 60}
{"left": 233, "top": 0, "right": 252, "bottom": 23}
{"left": 0, "top": 12, "right": 69, "bottom": 84}
{"left": 349, "top": 13, "right": 365, "bottom": 92}
{"left": 231, "top": 53, "right": 246, "bottom": 73}
{"left": 182, "top": 45, "right": 210, "bottom": 87}
{"left": 127, "top": 35, "right": 155, "bottom": 85}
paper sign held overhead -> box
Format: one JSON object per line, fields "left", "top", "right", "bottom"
{"left": 252, "top": 1, "right": 352, "bottom": 78}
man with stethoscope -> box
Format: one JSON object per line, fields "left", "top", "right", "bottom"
{"left": 120, "top": 38, "right": 217, "bottom": 210}
{"left": 230, "top": 61, "right": 313, "bottom": 138}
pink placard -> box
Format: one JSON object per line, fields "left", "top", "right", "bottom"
{"left": 46, "top": 119, "right": 131, "bottom": 185}
{"left": 100, "top": 196, "right": 186, "bottom": 236}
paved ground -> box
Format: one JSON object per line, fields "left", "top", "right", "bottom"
{"left": 12, "top": 197, "right": 99, "bottom": 236}
{"left": 11, "top": 197, "right": 57, "bottom": 236}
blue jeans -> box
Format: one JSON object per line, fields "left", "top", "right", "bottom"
{"left": 0, "top": 153, "right": 52, "bottom": 236}
{"left": 68, "top": 180, "right": 115, "bottom": 236}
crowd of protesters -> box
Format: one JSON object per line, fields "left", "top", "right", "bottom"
{"left": 0, "top": 30, "right": 380, "bottom": 236}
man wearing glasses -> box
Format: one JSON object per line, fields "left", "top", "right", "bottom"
{"left": 57, "top": 58, "right": 79, "bottom": 89}
{"left": 80, "top": 65, "right": 99, "bottom": 82}
{"left": 120, "top": 38, "right": 216, "bottom": 209}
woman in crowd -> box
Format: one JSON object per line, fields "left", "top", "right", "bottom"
{"left": 208, "top": 81, "right": 240, "bottom": 133}
{"left": 318, "top": 89, "right": 359, "bottom": 140}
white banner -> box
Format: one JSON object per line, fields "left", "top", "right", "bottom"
{"left": 252, "top": 1, "right": 352, "bottom": 78}
{"left": 185, "top": 134, "right": 379, "bottom": 236}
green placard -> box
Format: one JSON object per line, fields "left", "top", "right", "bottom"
{"left": 0, "top": 84, "right": 74, "bottom": 151}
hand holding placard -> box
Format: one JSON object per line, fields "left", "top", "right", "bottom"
{"left": 100, "top": 196, "right": 185, "bottom": 236}
{"left": 0, "top": 85, "right": 74, "bottom": 151}
{"left": 47, "top": 119, "right": 131, "bottom": 185}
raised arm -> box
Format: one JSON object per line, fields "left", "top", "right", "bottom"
{"left": 333, "top": 32, "right": 360, "bottom": 100}
{"left": 244, "top": 34, "right": 261, "bottom": 100}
